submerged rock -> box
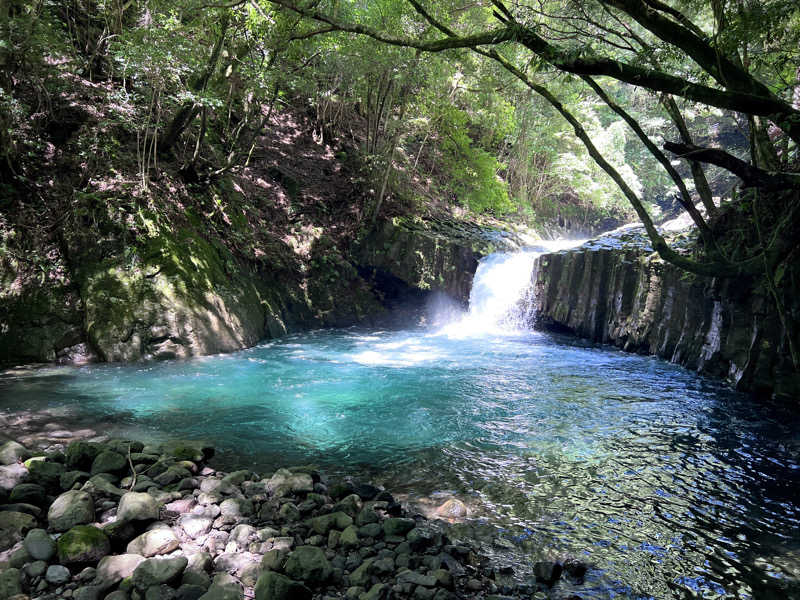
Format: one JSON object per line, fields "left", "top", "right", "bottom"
{"left": 436, "top": 498, "right": 468, "bottom": 519}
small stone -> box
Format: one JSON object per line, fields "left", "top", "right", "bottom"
{"left": 277, "top": 503, "right": 300, "bottom": 522}
{"left": 340, "top": 525, "right": 359, "bottom": 550}
{"left": 10, "top": 483, "right": 47, "bottom": 506}
{"left": 563, "top": 557, "right": 588, "bottom": 580}
{"left": 146, "top": 583, "right": 178, "bottom": 600}
{"left": 284, "top": 546, "right": 332, "bottom": 584}
{"left": 180, "top": 514, "right": 214, "bottom": 539}
{"left": 9, "top": 544, "right": 31, "bottom": 568}
{"left": 57, "top": 525, "right": 111, "bottom": 565}
{"left": 198, "top": 573, "right": 242, "bottom": 600}
{"left": 435, "top": 499, "right": 467, "bottom": 519}
{"left": 82, "top": 475, "right": 125, "bottom": 497}
{"left": 219, "top": 498, "right": 253, "bottom": 518}
{"left": 132, "top": 556, "right": 188, "bottom": 590}
{"left": 361, "top": 582, "right": 387, "bottom": 600}
{"left": 433, "top": 569, "right": 453, "bottom": 589}
{"left": 0, "top": 463, "right": 28, "bottom": 493}
{"left": 358, "top": 523, "right": 381, "bottom": 539}
{"left": 212, "top": 552, "right": 259, "bottom": 576}
{"left": 333, "top": 494, "right": 362, "bottom": 517}
{"left": 27, "top": 460, "right": 65, "bottom": 491}
{"left": 48, "top": 490, "right": 95, "bottom": 532}
{"left": 265, "top": 469, "right": 313, "bottom": 497}
{"left": 396, "top": 570, "right": 436, "bottom": 587}
{"left": 126, "top": 528, "right": 181, "bottom": 557}
{"left": 60, "top": 471, "right": 90, "bottom": 491}
{"left": 24, "top": 528, "right": 56, "bottom": 561}
{"left": 46, "top": 564, "right": 72, "bottom": 584}
{"left": 102, "top": 519, "right": 138, "bottom": 545}
{"left": 90, "top": 451, "right": 127, "bottom": 476}
{"left": 0, "top": 568, "right": 22, "bottom": 598}
{"left": 154, "top": 466, "right": 192, "bottom": 487}
{"left": 260, "top": 548, "right": 288, "bottom": 571}
{"left": 348, "top": 558, "right": 374, "bottom": 587}
{"left": 117, "top": 492, "right": 160, "bottom": 522}
{"left": 352, "top": 483, "right": 380, "bottom": 501}
{"left": 221, "top": 470, "right": 250, "bottom": 486}
{"left": 254, "top": 571, "right": 311, "bottom": 600}
{"left": 533, "top": 560, "right": 563, "bottom": 585}
{"left": 65, "top": 441, "right": 103, "bottom": 471}
{"left": 25, "top": 559, "right": 48, "bottom": 578}
{"left": 176, "top": 583, "right": 208, "bottom": 600}
{"left": 95, "top": 553, "right": 145, "bottom": 589}
{"left": 382, "top": 518, "right": 415, "bottom": 537}
{"left": 309, "top": 512, "right": 353, "bottom": 535}
{"left": 0, "top": 441, "right": 30, "bottom": 465}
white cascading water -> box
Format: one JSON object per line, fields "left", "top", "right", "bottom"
{"left": 443, "top": 239, "right": 586, "bottom": 336}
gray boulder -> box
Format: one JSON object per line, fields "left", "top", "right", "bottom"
{"left": 0, "top": 441, "right": 30, "bottom": 465}
{"left": 179, "top": 514, "right": 213, "bottom": 539}
{"left": 0, "top": 463, "right": 28, "bottom": 492}
{"left": 45, "top": 564, "right": 72, "bottom": 584}
{"left": 48, "top": 490, "right": 95, "bottom": 532}
{"left": 24, "top": 528, "right": 56, "bottom": 561}
{"left": 95, "top": 553, "right": 146, "bottom": 589}
{"left": 126, "top": 528, "right": 181, "bottom": 557}
{"left": 9, "top": 482, "right": 47, "bottom": 506}
{"left": 265, "top": 469, "right": 313, "bottom": 497}
{"left": 132, "top": 556, "right": 188, "bottom": 591}
{"left": 0, "top": 510, "right": 37, "bottom": 551}
{"left": 28, "top": 460, "right": 65, "bottom": 491}
{"left": 65, "top": 441, "right": 103, "bottom": 471}
{"left": 117, "top": 492, "right": 160, "bottom": 522}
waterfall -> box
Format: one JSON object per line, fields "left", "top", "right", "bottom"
{"left": 442, "top": 239, "right": 586, "bottom": 336}
{"left": 466, "top": 251, "right": 539, "bottom": 332}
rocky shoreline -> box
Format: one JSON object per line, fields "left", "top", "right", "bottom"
{"left": 0, "top": 439, "right": 587, "bottom": 600}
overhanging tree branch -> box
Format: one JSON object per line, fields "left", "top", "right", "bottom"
{"left": 664, "top": 142, "right": 800, "bottom": 191}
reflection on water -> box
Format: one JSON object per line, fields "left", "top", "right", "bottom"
{"left": 2, "top": 325, "right": 799, "bottom": 599}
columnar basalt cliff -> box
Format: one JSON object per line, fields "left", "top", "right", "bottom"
{"left": 532, "top": 228, "right": 800, "bottom": 400}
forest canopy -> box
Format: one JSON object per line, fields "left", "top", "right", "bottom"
{"left": 1, "top": 0, "right": 799, "bottom": 277}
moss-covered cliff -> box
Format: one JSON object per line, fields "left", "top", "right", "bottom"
{"left": 0, "top": 212, "right": 509, "bottom": 365}
{"left": 533, "top": 227, "right": 800, "bottom": 400}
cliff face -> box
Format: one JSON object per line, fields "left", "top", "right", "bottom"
{"left": 355, "top": 217, "right": 519, "bottom": 303}
{"left": 0, "top": 216, "right": 504, "bottom": 365}
{"left": 533, "top": 228, "right": 800, "bottom": 400}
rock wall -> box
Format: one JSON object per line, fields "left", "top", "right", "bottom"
{"left": 356, "top": 217, "right": 519, "bottom": 303}
{"left": 0, "top": 226, "right": 379, "bottom": 364}
{"left": 532, "top": 228, "right": 800, "bottom": 400}
{"left": 1, "top": 216, "right": 503, "bottom": 366}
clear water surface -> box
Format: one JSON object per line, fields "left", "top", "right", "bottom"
{"left": 1, "top": 251, "right": 799, "bottom": 599}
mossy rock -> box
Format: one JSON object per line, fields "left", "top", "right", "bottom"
{"left": 255, "top": 571, "right": 311, "bottom": 600}
{"left": 57, "top": 525, "right": 111, "bottom": 565}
